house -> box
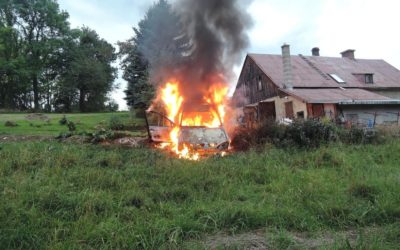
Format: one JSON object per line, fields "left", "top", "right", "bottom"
{"left": 232, "top": 44, "right": 400, "bottom": 126}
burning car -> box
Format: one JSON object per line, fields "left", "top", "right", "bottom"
{"left": 145, "top": 103, "right": 229, "bottom": 156}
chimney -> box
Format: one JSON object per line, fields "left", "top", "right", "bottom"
{"left": 311, "top": 47, "right": 320, "bottom": 56}
{"left": 281, "top": 43, "right": 293, "bottom": 90}
{"left": 340, "top": 49, "right": 355, "bottom": 59}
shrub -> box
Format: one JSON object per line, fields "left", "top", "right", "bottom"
{"left": 253, "top": 120, "right": 286, "bottom": 145}
{"left": 230, "top": 119, "right": 386, "bottom": 150}
{"left": 108, "top": 115, "right": 125, "bottom": 130}
{"left": 67, "top": 121, "right": 76, "bottom": 131}
{"left": 59, "top": 115, "right": 68, "bottom": 125}
{"left": 284, "top": 119, "right": 335, "bottom": 148}
{"left": 230, "top": 127, "right": 255, "bottom": 151}
{"left": 339, "top": 127, "right": 381, "bottom": 144}
{"left": 4, "top": 121, "right": 18, "bottom": 127}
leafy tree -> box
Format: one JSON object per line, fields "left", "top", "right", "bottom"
{"left": 119, "top": 0, "right": 189, "bottom": 109}
{"left": 0, "top": 0, "right": 29, "bottom": 109}
{"left": 56, "top": 27, "right": 117, "bottom": 112}
{"left": 13, "top": 0, "right": 70, "bottom": 111}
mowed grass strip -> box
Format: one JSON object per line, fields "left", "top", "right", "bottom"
{"left": 0, "top": 141, "right": 399, "bottom": 249}
{"left": 0, "top": 112, "right": 145, "bottom": 136}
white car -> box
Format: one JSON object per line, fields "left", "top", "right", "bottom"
{"left": 145, "top": 104, "right": 229, "bottom": 152}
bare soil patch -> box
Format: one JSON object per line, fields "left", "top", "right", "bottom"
{"left": 202, "top": 228, "right": 372, "bottom": 249}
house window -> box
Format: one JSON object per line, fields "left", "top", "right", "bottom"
{"left": 257, "top": 76, "right": 263, "bottom": 91}
{"left": 296, "top": 111, "right": 304, "bottom": 119}
{"left": 328, "top": 73, "right": 346, "bottom": 83}
{"left": 365, "top": 74, "right": 373, "bottom": 84}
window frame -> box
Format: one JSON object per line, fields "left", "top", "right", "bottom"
{"left": 365, "top": 74, "right": 374, "bottom": 84}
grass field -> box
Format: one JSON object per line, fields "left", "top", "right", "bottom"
{"left": 0, "top": 112, "right": 145, "bottom": 136}
{"left": 0, "top": 139, "right": 399, "bottom": 249}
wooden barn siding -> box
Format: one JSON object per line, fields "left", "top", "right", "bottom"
{"left": 236, "top": 57, "right": 280, "bottom": 105}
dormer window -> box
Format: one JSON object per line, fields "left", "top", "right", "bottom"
{"left": 328, "top": 73, "right": 346, "bottom": 83}
{"left": 365, "top": 74, "right": 373, "bottom": 84}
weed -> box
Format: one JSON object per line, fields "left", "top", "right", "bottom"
{"left": 4, "top": 121, "right": 18, "bottom": 127}
{"left": 59, "top": 115, "right": 68, "bottom": 125}
{"left": 67, "top": 121, "right": 76, "bottom": 131}
{"left": 108, "top": 115, "right": 125, "bottom": 130}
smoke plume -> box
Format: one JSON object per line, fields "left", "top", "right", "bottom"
{"left": 172, "top": 0, "right": 253, "bottom": 102}
{"left": 139, "top": 0, "right": 253, "bottom": 107}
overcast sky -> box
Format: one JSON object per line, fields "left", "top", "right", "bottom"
{"left": 58, "top": 0, "right": 400, "bottom": 110}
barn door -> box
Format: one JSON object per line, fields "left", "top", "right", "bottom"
{"left": 259, "top": 101, "right": 276, "bottom": 121}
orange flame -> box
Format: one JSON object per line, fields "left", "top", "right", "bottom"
{"left": 155, "top": 79, "right": 228, "bottom": 160}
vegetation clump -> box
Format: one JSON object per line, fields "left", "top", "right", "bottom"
{"left": 231, "top": 119, "right": 386, "bottom": 151}
{"left": 108, "top": 115, "right": 125, "bottom": 130}
{"left": 67, "top": 121, "right": 76, "bottom": 131}
{"left": 59, "top": 115, "right": 68, "bottom": 125}
{"left": 4, "top": 121, "right": 18, "bottom": 127}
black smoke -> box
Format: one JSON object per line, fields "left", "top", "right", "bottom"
{"left": 173, "top": 0, "right": 253, "bottom": 101}
{"left": 137, "top": 0, "right": 253, "bottom": 105}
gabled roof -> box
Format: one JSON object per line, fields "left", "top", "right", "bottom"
{"left": 249, "top": 53, "right": 400, "bottom": 88}
{"left": 280, "top": 88, "right": 400, "bottom": 104}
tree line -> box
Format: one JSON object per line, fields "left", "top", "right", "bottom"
{"left": 0, "top": 0, "right": 185, "bottom": 113}
{"left": 0, "top": 0, "right": 117, "bottom": 112}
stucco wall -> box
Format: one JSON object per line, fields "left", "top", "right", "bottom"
{"left": 263, "top": 96, "right": 308, "bottom": 120}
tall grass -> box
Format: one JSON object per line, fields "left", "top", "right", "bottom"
{"left": 0, "top": 141, "right": 399, "bottom": 249}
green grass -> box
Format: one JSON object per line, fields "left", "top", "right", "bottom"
{"left": 0, "top": 140, "right": 399, "bottom": 249}
{"left": 0, "top": 112, "right": 145, "bottom": 136}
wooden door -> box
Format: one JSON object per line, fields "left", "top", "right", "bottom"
{"left": 285, "top": 101, "right": 294, "bottom": 118}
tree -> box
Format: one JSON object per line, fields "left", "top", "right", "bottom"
{"left": 56, "top": 27, "right": 117, "bottom": 112}
{"left": 13, "top": 0, "right": 70, "bottom": 111}
{"left": 119, "top": 0, "right": 189, "bottom": 109}
{"left": 118, "top": 40, "right": 153, "bottom": 109}
{"left": 0, "top": 0, "right": 29, "bottom": 109}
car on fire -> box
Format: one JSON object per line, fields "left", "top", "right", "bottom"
{"left": 145, "top": 104, "right": 229, "bottom": 153}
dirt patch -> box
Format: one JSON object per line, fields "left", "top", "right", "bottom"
{"left": 25, "top": 113, "right": 50, "bottom": 121}
{"left": 112, "top": 137, "right": 147, "bottom": 147}
{"left": 204, "top": 230, "right": 267, "bottom": 249}
{"left": 98, "top": 137, "right": 148, "bottom": 147}
{"left": 0, "top": 135, "right": 54, "bottom": 142}
{"left": 201, "top": 228, "right": 370, "bottom": 249}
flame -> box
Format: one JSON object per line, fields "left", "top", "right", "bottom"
{"left": 160, "top": 81, "right": 183, "bottom": 123}
{"left": 155, "top": 79, "right": 228, "bottom": 160}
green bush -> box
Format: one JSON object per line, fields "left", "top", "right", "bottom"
{"left": 231, "top": 119, "right": 383, "bottom": 151}
{"left": 4, "top": 121, "right": 18, "bottom": 127}
{"left": 59, "top": 115, "right": 68, "bottom": 125}
{"left": 284, "top": 119, "right": 335, "bottom": 148}
{"left": 67, "top": 121, "right": 76, "bottom": 131}
{"left": 108, "top": 115, "right": 125, "bottom": 130}
{"left": 339, "top": 127, "right": 381, "bottom": 144}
